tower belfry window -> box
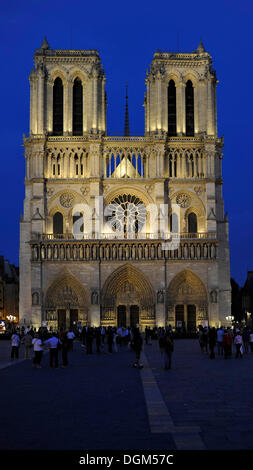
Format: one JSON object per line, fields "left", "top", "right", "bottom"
{"left": 73, "top": 78, "right": 83, "bottom": 136}
{"left": 168, "top": 80, "right": 177, "bottom": 136}
{"left": 53, "top": 78, "right": 63, "bottom": 135}
{"left": 185, "top": 80, "right": 194, "bottom": 136}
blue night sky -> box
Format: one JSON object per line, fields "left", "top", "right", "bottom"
{"left": 0, "top": 0, "right": 252, "bottom": 286}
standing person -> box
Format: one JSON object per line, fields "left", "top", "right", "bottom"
{"left": 61, "top": 332, "right": 69, "bottom": 368}
{"left": 10, "top": 331, "right": 20, "bottom": 359}
{"left": 249, "top": 330, "right": 253, "bottom": 353}
{"left": 234, "top": 331, "right": 244, "bottom": 358}
{"left": 243, "top": 328, "right": 250, "bottom": 354}
{"left": 202, "top": 328, "right": 209, "bottom": 353}
{"left": 44, "top": 332, "right": 60, "bottom": 368}
{"left": 216, "top": 327, "right": 224, "bottom": 355}
{"left": 208, "top": 327, "right": 217, "bottom": 359}
{"left": 86, "top": 327, "right": 93, "bottom": 355}
{"left": 223, "top": 329, "right": 232, "bottom": 359}
{"left": 101, "top": 326, "right": 106, "bottom": 348}
{"left": 32, "top": 333, "right": 43, "bottom": 368}
{"left": 21, "top": 332, "right": 33, "bottom": 360}
{"left": 67, "top": 329, "right": 75, "bottom": 352}
{"left": 164, "top": 333, "right": 174, "bottom": 370}
{"left": 198, "top": 327, "right": 205, "bottom": 353}
{"left": 158, "top": 329, "right": 165, "bottom": 355}
{"left": 132, "top": 328, "right": 143, "bottom": 369}
{"left": 107, "top": 327, "right": 114, "bottom": 354}
{"left": 113, "top": 330, "right": 119, "bottom": 353}
{"left": 95, "top": 328, "right": 101, "bottom": 354}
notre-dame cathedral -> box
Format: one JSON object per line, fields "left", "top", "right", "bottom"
{"left": 19, "top": 37, "right": 231, "bottom": 331}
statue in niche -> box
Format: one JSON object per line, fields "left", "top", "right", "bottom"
{"left": 60, "top": 245, "right": 65, "bottom": 259}
{"left": 105, "top": 245, "right": 110, "bottom": 259}
{"left": 66, "top": 245, "right": 70, "bottom": 259}
{"left": 91, "top": 291, "right": 99, "bottom": 305}
{"left": 151, "top": 244, "right": 155, "bottom": 258}
{"left": 157, "top": 290, "right": 164, "bottom": 304}
{"left": 138, "top": 245, "right": 143, "bottom": 259}
{"left": 203, "top": 244, "right": 208, "bottom": 258}
{"left": 210, "top": 290, "right": 218, "bottom": 303}
{"left": 47, "top": 245, "right": 52, "bottom": 259}
{"left": 125, "top": 245, "right": 129, "bottom": 259}
{"left": 184, "top": 244, "right": 188, "bottom": 259}
{"left": 119, "top": 245, "right": 123, "bottom": 259}
{"left": 190, "top": 244, "right": 195, "bottom": 258}
{"left": 92, "top": 245, "right": 97, "bottom": 260}
{"left": 100, "top": 245, "right": 104, "bottom": 259}
{"left": 157, "top": 244, "right": 162, "bottom": 258}
{"left": 145, "top": 244, "right": 149, "bottom": 259}
{"left": 196, "top": 244, "right": 201, "bottom": 259}
{"left": 132, "top": 245, "right": 136, "bottom": 259}
{"left": 86, "top": 245, "right": 90, "bottom": 259}
{"left": 112, "top": 245, "right": 117, "bottom": 259}
{"left": 73, "top": 245, "right": 77, "bottom": 260}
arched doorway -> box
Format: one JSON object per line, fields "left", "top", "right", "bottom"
{"left": 168, "top": 270, "right": 208, "bottom": 332}
{"left": 101, "top": 264, "right": 155, "bottom": 329}
{"left": 45, "top": 271, "right": 90, "bottom": 329}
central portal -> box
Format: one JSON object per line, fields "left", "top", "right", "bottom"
{"left": 117, "top": 304, "right": 140, "bottom": 328}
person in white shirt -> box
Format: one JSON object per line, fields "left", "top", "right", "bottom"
{"left": 44, "top": 333, "right": 60, "bottom": 368}
{"left": 11, "top": 331, "right": 20, "bottom": 359}
{"left": 67, "top": 329, "right": 75, "bottom": 351}
{"left": 217, "top": 327, "right": 224, "bottom": 356}
{"left": 32, "top": 334, "right": 43, "bottom": 368}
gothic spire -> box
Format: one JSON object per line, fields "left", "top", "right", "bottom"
{"left": 124, "top": 83, "right": 130, "bottom": 137}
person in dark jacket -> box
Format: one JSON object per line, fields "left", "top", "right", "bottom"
{"left": 208, "top": 327, "right": 217, "bottom": 359}
{"left": 164, "top": 333, "right": 174, "bottom": 370}
{"left": 132, "top": 328, "right": 143, "bottom": 369}
{"left": 107, "top": 327, "right": 114, "bottom": 354}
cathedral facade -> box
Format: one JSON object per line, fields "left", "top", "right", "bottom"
{"left": 19, "top": 38, "right": 231, "bottom": 331}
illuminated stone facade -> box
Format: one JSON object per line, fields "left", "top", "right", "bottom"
{"left": 19, "top": 38, "right": 231, "bottom": 330}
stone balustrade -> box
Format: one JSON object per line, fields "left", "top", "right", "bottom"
{"left": 30, "top": 239, "right": 218, "bottom": 262}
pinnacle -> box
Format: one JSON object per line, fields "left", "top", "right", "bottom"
{"left": 196, "top": 39, "right": 205, "bottom": 53}
{"left": 40, "top": 36, "right": 50, "bottom": 50}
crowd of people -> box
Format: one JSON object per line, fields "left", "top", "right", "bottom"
{"left": 8, "top": 323, "right": 253, "bottom": 371}
{"left": 197, "top": 325, "right": 253, "bottom": 359}
{"left": 9, "top": 325, "right": 151, "bottom": 370}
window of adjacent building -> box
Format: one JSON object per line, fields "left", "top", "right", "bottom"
{"left": 188, "top": 212, "right": 197, "bottom": 233}
{"left": 168, "top": 80, "right": 177, "bottom": 136}
{"left": 73, "top": 78, "right": 83, "bottom": 136}
{"left": 53, "top": 212, "right": 63, "bottom": 235}
{"left": 53, "top": 78, "right": 63, "bottom": 135}
{"left": 185, "top": 80, "right": 194, "bottom": 136}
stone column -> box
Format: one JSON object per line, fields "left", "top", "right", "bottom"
{"left": 176, "top": 83, "right": 185, "bottom": 135}
{"left": 63, "top": 80, "right": 68, "bottom": 135}
{"left": 37, "top": 66, "right": 45, "bottom": 134}
{"left": 68, "top": 80, "right": 73, "bottom": 135}
{"left": 193, "top": 85, "right": 199, "bottom": 135}
{"left": 29, "top": 70, "right": 36, "bottom": 134}
{"left": 46, "top": 79, "right": 53, "bottom": 134}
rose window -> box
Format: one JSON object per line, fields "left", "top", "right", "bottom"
{"left": 105, "top": 194, "right": 146, "bottom": 234}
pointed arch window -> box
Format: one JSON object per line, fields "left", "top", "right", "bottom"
{"left": 53, "top": 78, "right": 63, "bottom": 135}
{"left": 188, "top": 212, "right": 197, "bottom": 233}
{"left": 185, "top": 80, "right": 194, "bottom": 136}
{"left": 73, "top": 78, "right": 83, "bottom": 136}
{"left": 168, "top": 80, "right": 177, "bottom": 136}
{"left": 53, "top": 212, "right": 63, "bottom": 235}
